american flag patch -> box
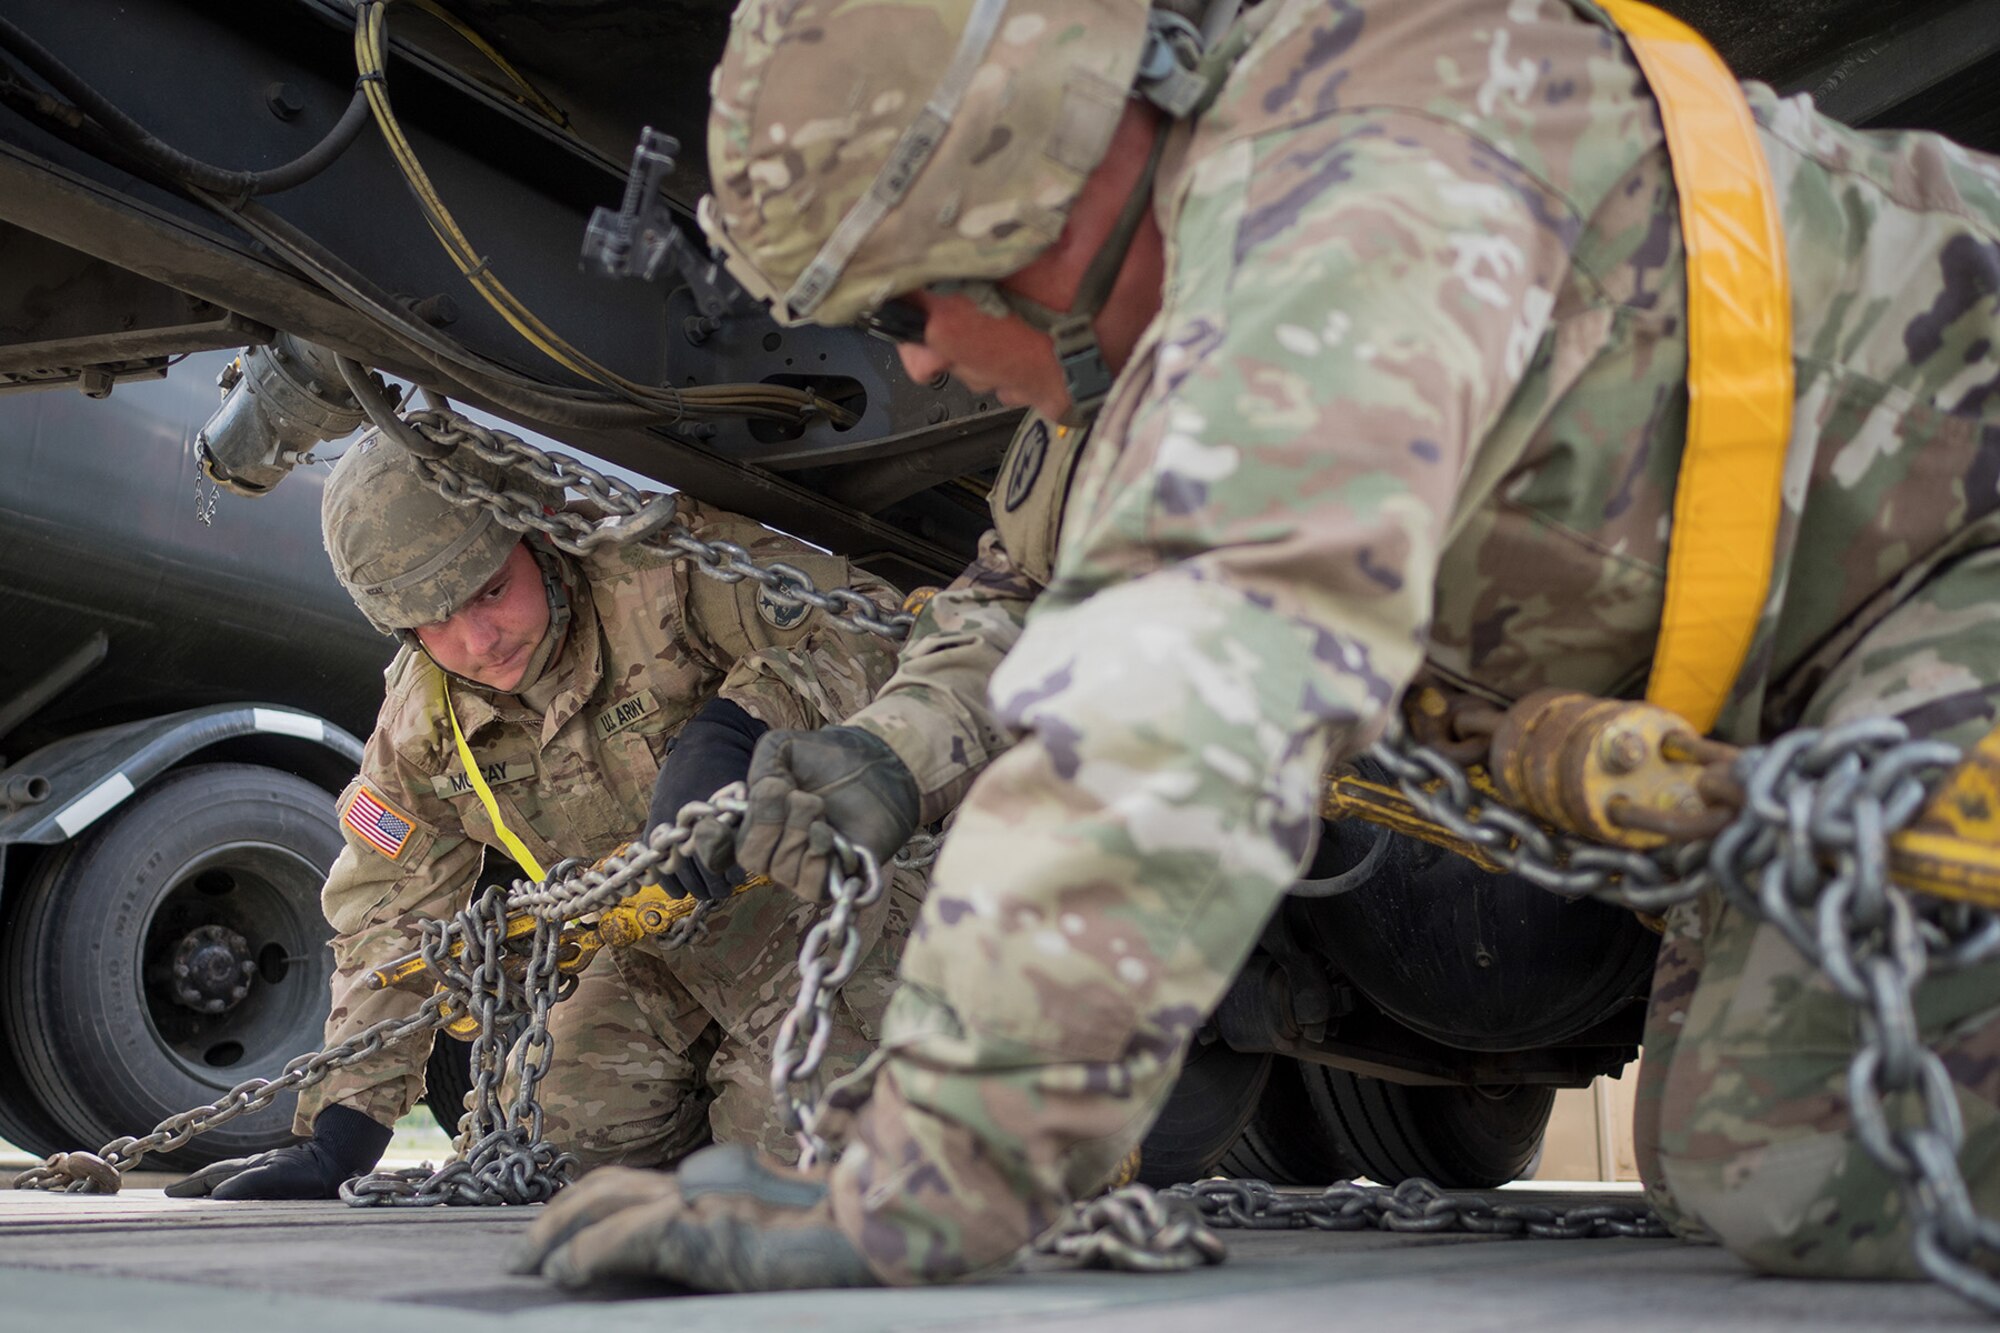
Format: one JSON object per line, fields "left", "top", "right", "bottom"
{"left": 343, "top": 785, "right": 415, "bottom": 860}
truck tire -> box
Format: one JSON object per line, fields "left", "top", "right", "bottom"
{"left": 1135, "top": 1039, "right": 1272, "bottom": 1186}
{"left": 1215, "top": 1056, "right": 1363, "bottom": 1186}
{"left": 1299, "top": 1065, "right": 1554, "bottom": 1188}
{"left": 2, "top": 764, "right": 338, "bottom": 1168}
{"left": 0, "top": 1005, "right": 70, "bottom": 1160}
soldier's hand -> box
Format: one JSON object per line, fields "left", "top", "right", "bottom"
{"left": 508, "top": 1164, "right": 683, "bottom": 1281}
{"left": 163, "top": 1104, "right": 391, "bottom": 1200}
{"left": 647, "top": 697, "right": 768, "bottom": 901}
{"left": 510, "top": 1146, "right": 876, "bottom": 1292}
{"left": 738, "top": 727, "right": 920, "bottom": 902}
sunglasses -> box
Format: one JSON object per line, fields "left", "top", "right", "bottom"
{"left": 858, "top": 297, "right": 927, "bottom": 345}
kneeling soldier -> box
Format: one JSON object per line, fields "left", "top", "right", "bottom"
{"left": 168, "top": 430, "right": 914, "bottom": 1199}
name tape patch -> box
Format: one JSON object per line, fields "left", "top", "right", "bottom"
{"left": 344, "top": 785, "right": 415, "bottom": 860}
{"left": 594, "top": 688, "right": 661, "bottom": 741}
{"left": 431, "top": 759, "right": 537, "bottom": 800}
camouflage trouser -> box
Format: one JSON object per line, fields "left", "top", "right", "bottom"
{"left": 499, "top": 865, "right": 923, "bottom": 1168}
{"left": 1634, "top": 545, "right": 2000, "bottom": 1277}
{"left": 824, "top": 578, "right": 1331, "bottom": 1283}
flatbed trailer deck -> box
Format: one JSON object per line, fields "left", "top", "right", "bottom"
{"left": 0, "top": 1182, "right": 1984, "bottom": 1332}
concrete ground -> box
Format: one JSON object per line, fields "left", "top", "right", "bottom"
{"left": 0, "top": 1180, "right": 1989, "bottom": 1332}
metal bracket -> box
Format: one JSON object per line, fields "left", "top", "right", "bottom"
{"left": 581, "top": 127, "right": 745, "bottom": 323}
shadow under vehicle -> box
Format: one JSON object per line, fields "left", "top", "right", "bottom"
{"left": 0, "top": 0, "right": 1993, "bottom": 1183}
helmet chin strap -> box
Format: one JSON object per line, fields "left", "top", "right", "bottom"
{"left": 993, "top": 122, "right": 1169, "bottom": 426}
{"left": 979, "top": 6, "right": 1212, "bottom": 424}
{"left": 506, "top": 543, "right": 574, "bottom": 691}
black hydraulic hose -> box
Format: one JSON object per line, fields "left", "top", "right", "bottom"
{"left": 214, "top": 192, "right": 664, "bottom": 426}
{"left": 337, "top": 355, "right": 457, "bottom": 460}
{"left": 0, "top": 15, "right": 370, "bottom": 196}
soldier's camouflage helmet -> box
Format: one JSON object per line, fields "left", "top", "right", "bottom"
{"left": 700, "top": 0, "right": 1152, "bottom": 328}
{"left": 321, "top": 429, "right": 561, "bottom": 634}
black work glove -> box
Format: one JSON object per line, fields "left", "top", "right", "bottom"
{"left": 163, "top": 1104, "right": 392, "bottom": 1200}
{"left": 647, "top": 696, "right": 768, "bottom": 901}
{"left": 737, "top": 726, "right": 921, "bottom": 903}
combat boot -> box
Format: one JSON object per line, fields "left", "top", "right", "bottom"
{"left": 511, "top": 1143, "right": 879, "bottom": 1292}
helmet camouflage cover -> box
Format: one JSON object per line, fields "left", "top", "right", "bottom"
{"left": 320, "top": 429, "right": 561, "bottom": 634}
{"left": 701, "top": 0, "right": 1151, "bottom": 328}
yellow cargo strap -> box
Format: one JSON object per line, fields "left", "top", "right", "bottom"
{"left": 437, "top": 673, "right": 548, "bottom": 880}
{"left": 1598, "top": 0, "right": 1794, "bottom": 735}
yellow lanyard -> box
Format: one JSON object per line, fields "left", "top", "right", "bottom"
{"left": 438, "top": 673, "right": 548, "bottom": 880}
{"left": 1595, "top": 0, "right": 1794, "bottom": 734}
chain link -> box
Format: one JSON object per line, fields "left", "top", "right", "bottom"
{"left": 403, "top": 411, "right": 916, "bottom": 641}
{"left": 11, "top": 994, "right": 449, "bottom": 1192}
{"left": 769, "top": 844, "right": 887, "bottom": 1166}
{"left": 1359, "top": 719, "right": 2000, "bottom": 1314}
{"left": 1036, "top": 1175, "right": 1671, "bottom": 1272}
{"left": 342, "top": 888, "right": 579, "bottom": 1206}
{"left": 341, "top": 792, "right": 750, "bottom": 1206}
{"left": 1702, "top": 723, "right": 2000, "bottom": 1311}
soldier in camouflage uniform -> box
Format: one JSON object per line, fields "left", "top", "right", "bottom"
{"left": 514, "top": 0, "right": 2000, "bottom": 1291}
{"left": 168, "top": 430, "right": 915, "bottom": 1201}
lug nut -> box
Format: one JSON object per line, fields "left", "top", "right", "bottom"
{"left": 1598, "top": 727, "right": 1650, "bottom": 775}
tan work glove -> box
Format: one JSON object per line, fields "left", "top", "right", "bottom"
{"left": 509, "top": 1144, "right": 877, "bottom": 1291}
{"left": 731, "top": 726, "right": 920, "bottom": 902}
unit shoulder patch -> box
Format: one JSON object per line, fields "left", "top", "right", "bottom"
{"left": 1001, "top": 418, "right": 1050, "bottom": 513}
{"left": 754, "top": 584, "right": 812, "bottom": 631}
{"left": 594, "top": 688, "right": 662, "bottom": 741}
{"left": 342, "top": 784, "right": 418, "bottom": 860}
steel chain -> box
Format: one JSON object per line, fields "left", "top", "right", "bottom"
{"left": 1364, "top": 719, "right": 2000, "bottom": 1314}
{"left": 8, "top": 789, "right": 740, "bottom": 1197}
{"left": 342, "top": 888, "right": 579, "bottom": 1206}
{"left": 341, "top": 791, "right": 750, "bottom": 1206}
{"left": 1037, "top": 1174, "right": 1672, "bottom": 1271}
{"left": 11, "top": 994, "right": 450, "bottom": 1192}
{"left": 769, "top": 843, "right": 888, "bottom": 1166}
{"left": 1703, "top": 723, "right": 2000, "bottom": 1312}
{"left": 402, "top": 411, "right": 916, "bottom": 641}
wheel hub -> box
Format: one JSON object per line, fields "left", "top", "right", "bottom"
{"left": 170, "top": 924, "right": 257, "bottom": 1013}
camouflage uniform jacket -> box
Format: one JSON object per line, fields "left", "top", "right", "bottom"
{"left": 1062, "top": 0, "right": 2000, "bottom": 750}
{"left": 858, "top": 0, "right": 2000, "bottom": 809}
{"left": 301, "top": 498, "right": 900, "bottom": 1127}
{"left": 849, "top": 414, "right": 1082, "bottom": 822}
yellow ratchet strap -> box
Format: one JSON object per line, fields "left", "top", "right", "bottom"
{"left": 1598, "top": 0, "right": 1794, "bottom": 735}
{"left": 438, "top": 673, "right": 548, "bottom": 880}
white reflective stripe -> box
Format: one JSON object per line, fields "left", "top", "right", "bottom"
{"left": 252, "top": 708, "right": 325, "bottom": 742}
{"left": 783, "top": 0, "right": 1011, "bottom": 318}
{"left": 56, "top": 772, "right": 134, "bottom": 837}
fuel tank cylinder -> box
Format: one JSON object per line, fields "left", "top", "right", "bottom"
{"left": 0, "top": 353, "right": 391, "bottom": 754}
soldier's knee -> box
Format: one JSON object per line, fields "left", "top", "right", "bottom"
{"left": 1655, "top": 1131, "right": 1924, "bottom": 1279}
{"left": 550, "top": 1088, "right": 714, "bottom": 1170}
